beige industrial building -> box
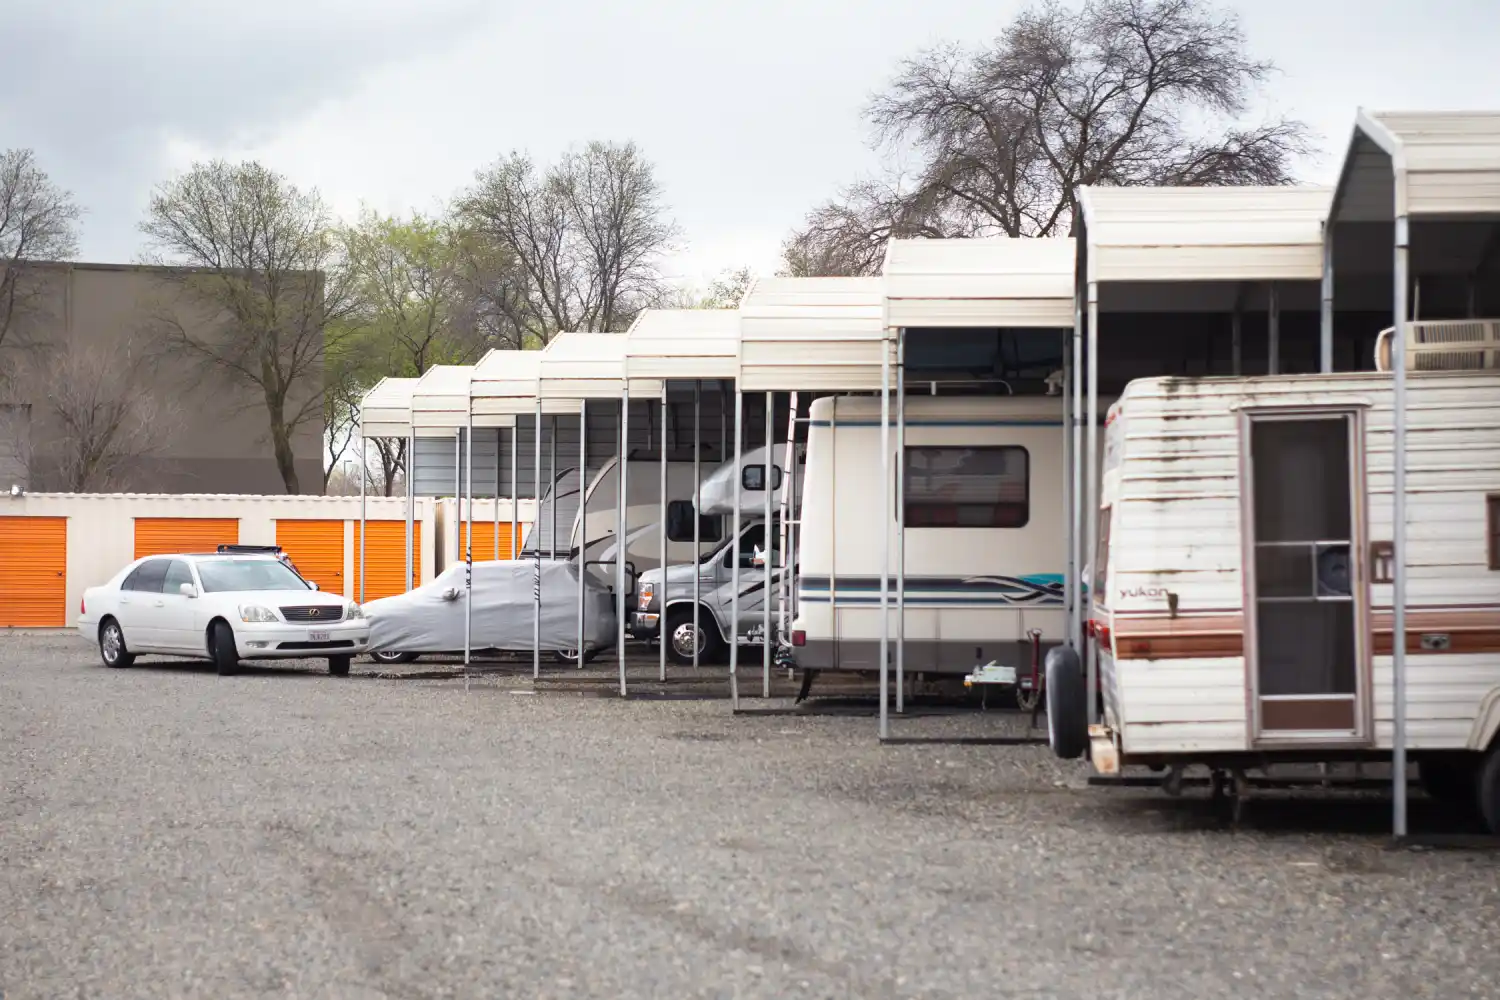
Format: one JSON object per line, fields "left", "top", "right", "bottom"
{"left": 0, "top": 262, "right": 324, "bottom": 495}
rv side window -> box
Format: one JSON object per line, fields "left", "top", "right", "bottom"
{"left": 742, "top": 465, "right": 783, "bottom": 492}
{"left": 1489, "top": 495, "right": 1500, "bottom": 571}
{"left": 1093, "top": 508, "right": 1112, "bottom": 603}
{"left": 904, "top": 446, "right": 1029, "bottom": 529}
{"left": 666, "top": 500, "right": 724, "bottom": 544}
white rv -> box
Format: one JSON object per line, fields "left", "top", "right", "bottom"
{"left": 791, "top": 394, "right": 1079, "bottom": 678}
{"left": 1050, "top": 361, "right": 1500, "bottom": 830}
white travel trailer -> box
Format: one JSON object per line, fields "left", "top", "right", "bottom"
{"left": 1049, "top": 360, "right": 1500, "bottom": 829}
{"left": 792, "top": 393, "right": 1086, "bottom": 677}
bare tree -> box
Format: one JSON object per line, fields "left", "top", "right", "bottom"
{"left": 34, "top": 341, "right": 176, "bottom": 492}
{"left": 669, "top": 266, "right": 756, "bottom": 309}
{"left": 140, "top": 160, "right": 354, "bottom": 494}
{"left": 785, "top": 0, "right": 1312, "bottom": 274}
{"left": 0, "top": 150, "right": 82, "bottom": 362}
{"left": 369, "top": 437, "right": 405, "bottom": 496}
{"left": 458, "top": 142, "right": 680, "bottom": 340}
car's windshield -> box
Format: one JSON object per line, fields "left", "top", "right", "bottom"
{"left": 195, "top": 558, "right": 310, "bottom": 594}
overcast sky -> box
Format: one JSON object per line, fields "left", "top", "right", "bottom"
{"left": 4, "top": 0, "right": 1499, "bottom": 290}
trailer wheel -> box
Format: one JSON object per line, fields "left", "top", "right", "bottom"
{"left": 1045, "top": 645, "right": 1088, "bottom": 760}
{"left": 1476, "top": 748, "right": 1500, "bottom": 834}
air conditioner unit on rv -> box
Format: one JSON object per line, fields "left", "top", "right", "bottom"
{"left": 1375, "top": 319, "right": 1500, "bottom": 372}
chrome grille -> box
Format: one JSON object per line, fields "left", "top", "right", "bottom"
{"left": 279, "top": 605, "right": 345, "bottom": 624}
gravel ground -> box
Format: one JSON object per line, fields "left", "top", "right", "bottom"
{"left": 3, "top": 630, "right": 1499, "bottom": 1000}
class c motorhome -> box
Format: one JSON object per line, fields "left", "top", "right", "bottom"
{"left": 1047, "top": 331, "right": 1500, "bottom": 829}
{"left": 791, "top": 393, "right": 1096, "bottom": 679}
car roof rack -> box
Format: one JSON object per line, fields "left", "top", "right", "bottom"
{"left": 216, "top": 544, "right": 284, "bottom": 555}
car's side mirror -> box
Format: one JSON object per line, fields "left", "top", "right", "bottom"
{"left": 308, "top": 581, "right": 319, "bottom": 591}
{"left": 179, "top": 583, "right": 198, "bottom": 598}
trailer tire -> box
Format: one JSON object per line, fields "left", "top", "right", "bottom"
{"left": 1045, "top": 645, "right": 1088, "bottom": 760}
{"left": 1477, "top": 748, "right": 1500, "bottom": 834}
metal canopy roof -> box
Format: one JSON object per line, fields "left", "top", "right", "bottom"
{"left": 359, "top": 376, "right": 418, "bottom": 438}
{"left": 738, "top": 276, "right": 890, "bottom": 391}
{"left": 1334, "top": 109, "right": 1500, "bottom": 223}
{"left": 623, "top": 308, "right": 739, "bottom": 382}
{"left": 409, "top": 365, "right": 476, "bottom": 434}
{"left": 882, "top": 237, "right": 1075, "bottom": 328}
{"left": 1079, "top": 185, "right": 1331, "bottom": 285}
{"left": 538, "top": 331, "right": 661, "bottom": 403}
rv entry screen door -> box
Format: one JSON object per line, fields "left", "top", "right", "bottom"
{"left": 1247, "top": 414, "right": 1363, "bottom": 740}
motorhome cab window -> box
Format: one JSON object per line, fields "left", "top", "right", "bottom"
{"left": 741, "top": 465, "right": 783, "bottom": 492}
{"left": 903, "top": 446, "right": 1029, "bottom": 528}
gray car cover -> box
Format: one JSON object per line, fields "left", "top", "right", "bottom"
{"left": 364, "top": 559, "right": 616, "bottom": 653}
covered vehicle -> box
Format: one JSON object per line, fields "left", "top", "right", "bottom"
{"left": 363, "top": 559, "right": 616, "bottom": 662}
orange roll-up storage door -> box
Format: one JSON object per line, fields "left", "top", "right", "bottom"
{"left": 353, "top": 521, "right": 422, "bottom": 602}
{"left": 275, "top": 519, "right": 346, "bottom": 594}
{"left": 133, "top": 518, "right": 240, "bottom": 559}
{"left": 0, "top": 516, "right": 67, "bottom": 627}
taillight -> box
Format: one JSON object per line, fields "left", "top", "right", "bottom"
{"left": 80, "top": 596, "right": 86, "bottom": 615}
{"left": 792, "top": 630, "right": 805, "bottom": 647}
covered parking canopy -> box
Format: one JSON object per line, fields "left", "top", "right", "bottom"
{"left": 357, "top": 376, "right": 421, "bottom": 604}
{"left": 1073, "top": 184, "right": 1332, "bottom": 724}
{"left": 877, "top": 238, "right": 1077, "bottom": 735}
{"left": 732, "top": 277, "right": 888, "bottom": 704}
{"left": 624, "top": 308, "right": 741, "bottom": 683}
{"left": 538, "top": 331, "right": 661, "bottom": 696}
{"left": 1327, "top": 108, "right": 1500, "bottom": 838}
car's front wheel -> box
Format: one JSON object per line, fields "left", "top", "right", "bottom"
{"left": 370, "top": 650, "right": 419, "bottom": 665}
{"left": 209, "top": 620, "right": 240, "bottom": 676}
{"left": 98, "top": 618, "right": 135, "bottom": 669}
{"left": 328, "top": 655, "right": 352, "bottom": 677}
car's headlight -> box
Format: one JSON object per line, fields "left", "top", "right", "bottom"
{"left": 637, "top": 583, "right": 653, "bottom": 610}
{"left": 346, "top": 603, "right": 365, "bottom": 620}
{"left": 239, "top": 605, "right": 278, "bottom": 623}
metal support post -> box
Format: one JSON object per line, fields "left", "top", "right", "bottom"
{"left": 404, "top": 429, "right": 414, "bottom": 594}
{"left": 879, "top": 334, "right": 892, "bottom": 740}
{"left": 896, "top": 329, "right": 906, "bottom": 714}
{"left": 533, "top": 402, "right": 542, "bottom": 679}
{"left": 1062, "top": 321, "right": 1075, "bottom": 647}
{"left": 1393, "top": 214, "right": 1411, "bottom": 840}
{"left": 464, "top": 411, "right": 473, "bottom": 682}
{"left": 358, "top": 419, "right": 367, "bottom": 604}
{"left": 763, "top": 391, "right": 773, "bottom": 699}
{"left": 1321, "top": 231, "right": 1335, "bottom": 373}
{"left": 617, "top": 390, "right": 629, "bottom": 697}
{"left": 692, "top": 381, "right": 701, "bottom": 669}
{"left": 1085, "top": 282, "right": 1100, "bottom": 726}
{"left": 729, "top": 389, "right": 743, "bottom": 708}
{"left": 659, "top": 390, "right": 668, "bottom": 682}
{"left": 577, "top": 400, "right": 587, "bottom": 668}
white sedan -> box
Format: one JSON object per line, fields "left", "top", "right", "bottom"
{"left": 77, "top": 550, "right": 371, "bottom": 676}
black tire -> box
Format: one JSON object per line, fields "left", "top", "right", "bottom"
{"left": 369, "top": 651, "right": 419, "bottom": 665}
{"left": 553, "top": 648, "right": 601, "bottom": 666}
{"left": 98, "top": 617, "right": 135, "bottom": 669}
{"left": 1476, "top": 748, "right": 1500, "bottom": 834}
{"left": 209, "top": 620, "right": 240, "bottom": 676}
{"left": 1419, "top": 757, "right": 1479, "bottom": 805}
{"left": 1045, "top": 645, "right": 1088, "bottom": 760}
{"left": 662, "top": 606, "right": 724, "bottom": 666}
{"left": 328, "top": 655, "right": 352, "bottom": 677}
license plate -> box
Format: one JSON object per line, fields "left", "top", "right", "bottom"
{"left": 309, "top": 630, "right": 330, "bottom": 642}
